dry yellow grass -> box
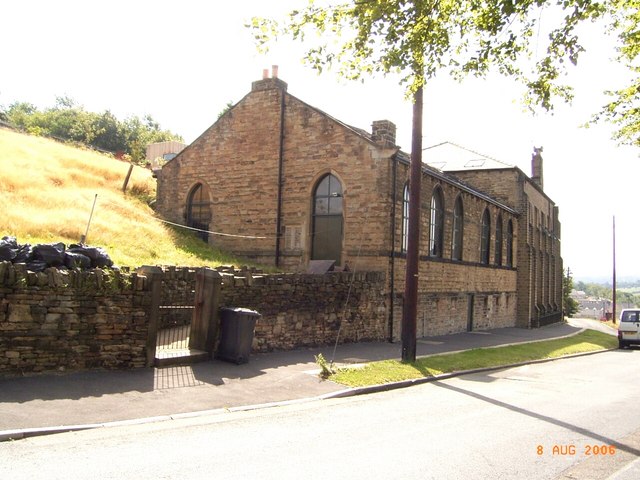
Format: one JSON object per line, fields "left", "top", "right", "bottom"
{"left": 0, "top": 128, "right": 246, "bottom": 268}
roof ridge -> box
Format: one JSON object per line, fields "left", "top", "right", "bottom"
{"left": 424, "top": 140, "right": 514, "bottom": 168}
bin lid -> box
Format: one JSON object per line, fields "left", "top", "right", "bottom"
{"left": 221, "top": 307, "right": 261, "bottom": 316}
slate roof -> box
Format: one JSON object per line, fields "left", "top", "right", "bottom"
{"left": 423, "top": 141, "right": 515, "bottom": 171}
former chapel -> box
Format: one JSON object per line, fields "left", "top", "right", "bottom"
{"left": 155, "top": 69, "right": 563, "bottom": 339}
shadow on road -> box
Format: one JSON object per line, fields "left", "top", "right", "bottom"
{"left": 431, "top": 379, "right": 640, "bottom": 457}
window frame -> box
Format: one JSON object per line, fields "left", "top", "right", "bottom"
{"left": 311, "top": 173, "right": 344, "bottom": 264}
{"left": 452, "top": 195, "right": 464, "bottom": 261}
{"left": 401, "top": 183, "right": 409, "bottom": 253}
{"left": 495, "top": 213, "right": 503, "bottom": 266}
{"left": 480, "top": 208, "right": 491, "bottom": 265}
{"left": 429, "top": 186, "right": 445, "bottom": 258}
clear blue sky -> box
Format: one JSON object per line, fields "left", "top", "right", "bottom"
{"left": 3, "top": 0, "right": 638, "bottom": 281}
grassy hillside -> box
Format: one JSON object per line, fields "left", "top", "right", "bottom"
{"left": 0, "top": 128, "right": 248, "bottom": 268}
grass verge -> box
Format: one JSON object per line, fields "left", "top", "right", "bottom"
{"left": 330, "top": 329, "right": 618, "bottom": 387}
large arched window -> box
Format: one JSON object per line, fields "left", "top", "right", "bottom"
{"left": 495, "top": 213, "right": 503, "bottom": 266}
{"left": 429, "top": 187, "right": 444, "bottom": 257}
{"left": 401, "top": 183, "right": 409, "bottom": 253}
{"left": 452, "top": 195, "right": 464, "bottom": 261}
{"left": 187, "top": 182, "right": 211, "bottom": 242}
{"left": 311, "top": 174, "right": 343, "bottom": 264}
{"left": 506, "top": 219, "right": 514, "bottom": 267}
{"left": 480, "top": 208, "right": 491, "bottom": 264}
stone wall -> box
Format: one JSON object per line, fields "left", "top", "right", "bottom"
{"left": 0, "top": 262, "right": 387, "bottom": 376}
{"left": 219, "top": 270, "right": 387, "bottom": 351}
{"left": 0, "top": 263, "right": 151, "bottom": 376}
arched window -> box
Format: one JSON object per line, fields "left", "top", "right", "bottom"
{"left": 480, "top": 208, "right": 491, "bottom": 264}
{"left": 187, "top": 183, "right": 212, "bottom": 242}
{"left": 506, "top": 219, "right": 514, "bottom": 267}
{"left": 401, "top": 183, "right": 409, "bottom": 253}
{"left": 452, "top": 195, "right": 464, "bottom": 261}
{"left": 311, "top": 174, "right": 343, "bottom": 264}
{"left": 429, "top": 187, "right": 444, "bottom": 257}
{"left": 495, "top": 213, "right": 503, "bottom": 266}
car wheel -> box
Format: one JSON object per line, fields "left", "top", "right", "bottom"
{"left": 619, "top": 340, "right": 627, "bottom": 349}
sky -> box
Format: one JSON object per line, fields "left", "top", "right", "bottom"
{"left": 2, "top": 0, "right": 638, "bottom": 282}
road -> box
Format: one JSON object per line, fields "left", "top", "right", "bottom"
{"left": 1, "top": 349, "right": 639, "bottom": 480}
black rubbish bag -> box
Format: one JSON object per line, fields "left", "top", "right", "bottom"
{"left": 0, "top": 236, "right": 18, "bottom": 248}
{"left": 0, "top": 245, "right": 16, "bottom": 261}
{"left": 0, "top": 236, "right": 18, "bottom": 261}
{"left": 32, "top": 243, "right": 65, "bottom": 267}
{"left": 68, "top": 245, "right": 113, "bottom": 268}
{"left": 13, "top": 244, "right": 33, "bottom": 263}
{"left": 64, "top": 251, "right": 91, "bottom": 269}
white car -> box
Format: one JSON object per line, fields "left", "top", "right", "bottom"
{"left": 618, "top": 309, "right": 640, "bottom": 349}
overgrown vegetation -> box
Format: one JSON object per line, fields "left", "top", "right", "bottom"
{"left": 1, "top": 96, "right": 182, "bottom": 164}
{"left": 0, "top": 128, "right": 253, "bottom": 268}
{"left": 330, "top": 330, "right": 617, "bottom": 387}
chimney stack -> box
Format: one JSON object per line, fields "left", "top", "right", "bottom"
{"left": 371, "top": 120, "right": 397, "bottom": 147}
{"left": 252, "top": 66, "right": 288, "bottom": 92}
{"left": 531, "top": 146, "right": 544, "bottom": 189}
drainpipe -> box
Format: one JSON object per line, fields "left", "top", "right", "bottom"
{"left": 275, "top": 87, "right": 285, "bottom": 268}
{"left": 388, "top": 154, "right": 398, "bottom": 342}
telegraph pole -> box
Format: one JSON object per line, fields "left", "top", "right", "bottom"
{"left": 401, "top": 85, "right": 423, "bottom": 363}
{"left": 613, "top": 215, "right": 617, "bottom": 324}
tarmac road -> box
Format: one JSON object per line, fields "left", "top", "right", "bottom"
{"left": 1, "top": 348, "right": 638, "bottom": 480}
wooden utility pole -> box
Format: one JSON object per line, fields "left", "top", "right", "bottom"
{"left": 613, "top": 216, "right": 617, "bottom": 324}
{"left": 402, "top": 85, "right": 423, "bottom": 363}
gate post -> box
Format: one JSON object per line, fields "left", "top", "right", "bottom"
{"left": 190, "top": 268, "right": 222, "bottom": 354}
{"left": 137, "top": 266, "right": 164, "bottom": 367}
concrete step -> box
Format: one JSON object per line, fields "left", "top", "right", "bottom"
{"left": 155, "top": 348, "right": 209, "bottom": 368}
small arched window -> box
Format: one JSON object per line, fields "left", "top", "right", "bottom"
{"left": 495, "top": 213, "right": 503, "bottom": 266}
{"left": 401, "top": 184, "right": 409, "bottom": 253}
{"left": 429, "top": 187, "right": 444, "bottom": 258}
{"left": 506, "top": 219, "right": 514, "bottom": 267}
{"left": 480, "top": 208, "right": 491, "bottom": 264}
{"left": 452, "top": 195, "right": 464, "bottom": 261}
{"left": 187, "top": 182, "right": 211, "bottom": 242}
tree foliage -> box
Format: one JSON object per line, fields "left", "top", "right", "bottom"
{"left": 563, "top": 269, "right": 580, "bottom": 317}
{"left": 250, "top": 0, "right": 608, "bottom": 111}
{"left": 1, "top": 99, "right": 182, "bottom": 164}
{"left": 575, "top": 279, "right": 640, "bottom": 305}
{"left": 592, "top": 0, "right": 640, "bottom": 147}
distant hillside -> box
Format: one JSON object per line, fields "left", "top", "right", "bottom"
{"left": 0, "top": 128, "right": 245, "bottom": 268}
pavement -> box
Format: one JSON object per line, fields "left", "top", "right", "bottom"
{"left": 0, "top": 318, "right": 615, "bottom": 441}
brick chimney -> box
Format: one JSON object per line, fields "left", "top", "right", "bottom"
{"left": 371, "top": 120, "right": 396, "bottom": 147}
{"left": 531, "top": 146, "right": 543, "bottom": 189}
{"left": 252, "top": 65, "right": 288, "bottom": 92}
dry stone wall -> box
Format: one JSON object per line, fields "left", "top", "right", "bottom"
{"left": 0, "top": 262, "right": 387, "bottom": 377}
{"left": 219, "top": 270, "right": 387, "bottom": 352}
{"left": 0, "top": 263, "right": 151, "bottom": 376}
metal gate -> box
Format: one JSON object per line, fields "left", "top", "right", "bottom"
{"left": 137, "top": 266, "right": 222, "bottom": 368}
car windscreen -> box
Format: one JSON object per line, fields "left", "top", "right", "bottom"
{"left": 621, "top": 311, "right": 639, "bottom": 322}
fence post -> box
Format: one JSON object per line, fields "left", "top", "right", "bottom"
{"left": 137, "top": 266, "right": 163, "bottom": 367}
{"left": 190, "top": 268, "right": 222, "bottom": 354}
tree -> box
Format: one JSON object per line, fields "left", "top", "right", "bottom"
{"left": 251, "top": 0, "right": 610, "bottom": 361}
{"left": 3, "top": 99, "right": 182, "bottom": 164}
{"left": 592, "top": 1, "right": 640, "bottom": 147}
{"left": 563, "top": 269, "right": 580, "bottom": 318}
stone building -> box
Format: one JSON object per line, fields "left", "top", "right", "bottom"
{"left": 424, "top": 142, "right": 563, "bottom": 327}
{"left": 156, "top": 69, "right": 563, "bottom": 339}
